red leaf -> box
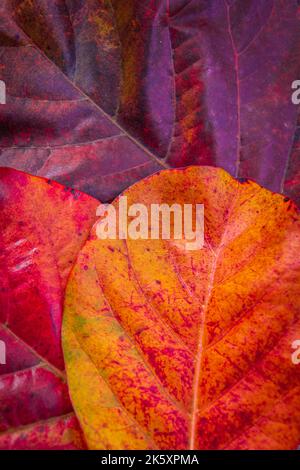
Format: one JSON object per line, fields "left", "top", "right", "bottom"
{"left": 0, "top": 168, "right": 98, "bottom": 449}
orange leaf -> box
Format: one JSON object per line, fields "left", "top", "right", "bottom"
{"left": 63, "top": 167, "right": 300, "bottom": 450}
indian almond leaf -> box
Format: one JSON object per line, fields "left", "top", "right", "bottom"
{"left": 0, "top": 167, "right": 99, "bottom": 449}
{"left": 63, "top": 166, "right": 300, "bottom": 450}
{"left": 0, "top": 0, "right": 162, "bottom": 203}
{"left": 0, "top": 1, "right": 300, "bottom": 204}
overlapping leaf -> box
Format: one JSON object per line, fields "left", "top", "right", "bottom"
{"left": 0, "top": 0, "right": 162, "bottom": 202}
{"left": 0, "top": 1, "right": 299, "bottom": 202}
{"left": 63, "top": 167, "right": 300, "bottom": 450}
{"left": 0, "top": 168, "right": 98, "bottom": 449}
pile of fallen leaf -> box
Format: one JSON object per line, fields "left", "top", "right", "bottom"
{"left": 0, "top": 1, "right": 299, "bottom": 450}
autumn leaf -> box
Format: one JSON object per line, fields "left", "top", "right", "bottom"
{"left": 63, "top": 166, "right": 300, "bottom": 450}
{"left": 0, "top": 0, "right": 162, "bottom": 202}
{"left": 0, "top": 168, "right": 98, "bottom": 449}
{"left": 0, "top": 1, "right": 299, "bottom": 203}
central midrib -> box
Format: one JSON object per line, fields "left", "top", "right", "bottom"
{"left": 188, "top": 190, "right": 238, "bottom": 450}
{"left": 225, "top": 0, "right": 241, "bottom": 178}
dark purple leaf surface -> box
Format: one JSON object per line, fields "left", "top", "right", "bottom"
{"left": 0, "top": 0, "right": 299, "bottom": 203}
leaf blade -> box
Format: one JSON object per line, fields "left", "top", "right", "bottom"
{"left": 1, "top": 1, "right": 299, "bottom": 201}
{"left": 0, "top": 167, "right": 98, "bottom": 448}
{"left": 63, "top": 166, "right": 300, "bottom": 449}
